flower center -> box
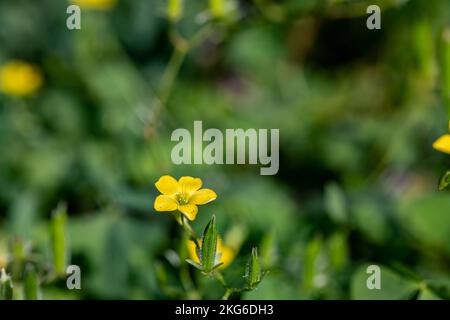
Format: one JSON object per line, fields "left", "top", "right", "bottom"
{"left": 176, "top": 193, "right": 189, "bottom": 205}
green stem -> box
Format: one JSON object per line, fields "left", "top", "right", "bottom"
{"left": 151, "top": 23, "right": 214, "bottom": 125}
{"left": 215, "top": 271, "right": 245, "bottom": 300}
{"left": 180, "top": 215, "right": 200, "bottom": 249}
{"left": 222, "top": 288, "right": 234, "bottom": 300}
{"left": 220, "top": 286, "right": 246, "bottom": 300}
{"left": 158, "top": 46, "right": 188, "bottom": 106}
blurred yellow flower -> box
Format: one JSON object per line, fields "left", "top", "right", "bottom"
{"left": 0, "top": 248, "right": 7, "bottom": 269}
{"left": 187, "top": 237, "right": 235, "bottom": 268}
{"left": 433, "top": 134, "right": 450, "bottom": 154}
{"left": 0, "top": 61, "right": 43, "bottom": 97}
{"left": 154, "top": 175, "right": 217, "bottom": 221}
{"left": 167, "top": 0, "right": 183, "bottom": 21}
{"left": 433, "top": 122, "right": 450, "bottom": 155}
{"left": 71, "top": 0, "right": 117, "bottom": 10}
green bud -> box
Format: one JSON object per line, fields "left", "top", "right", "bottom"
{"left": 245, "top": 247, "right": 261, "bottom": 289}
{"left": 325, "top": 182, "right": 348, "bottom": 225}
{"left": 200, "top": 215, "right": 219, "bottom": 274}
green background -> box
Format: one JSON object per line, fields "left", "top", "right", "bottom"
{"left": 0, "top": 0, "right": 449, "bottom": 299}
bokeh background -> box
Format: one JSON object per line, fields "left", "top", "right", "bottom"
{"left": 0, "top": 0, "right": 449, "bottom": 299}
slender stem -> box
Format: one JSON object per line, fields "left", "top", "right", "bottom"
{"left": 215, "top": 271, "right": 245, "bottom": 300}
{"left": 148, "top": 24, "right": 214, "bottom": 132}
{"left": 222, "top": 288, "right": 234, "bottom": 300}
{"left": 215, "top": 272, "right": 233, "bottom": 299}
{"left": 158, "top": 46, "right": 188, "bottom": 106}
{"left": 180, "top": 215, "right": 200, "bottom": 249}
{"left": 220, "top": 286, "right": 246, "bottom": 300}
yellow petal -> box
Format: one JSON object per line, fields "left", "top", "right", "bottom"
{"left": 190, "top": 189, "right": 217, "bottom": 205}
{"left": 217, "top": 238, "right": 235, "bottom": 268}
{"left": 0, "top": 255, "right": 7, "bottom": 269}
{"left": 186, "top": 237, "right": 235, "bottom": 268}
{"left": 155, "top": 175, "right": 180, "bottom": 195}
{"left": 154, "top": 195, "right": 178, "bottom": 212}
{"left": 186, "top": 240, "right": 200, "bottom": 264}
{"left": 178, "top": 204, "right": 199, "bottom": 221}
{"left": 179, "top": 176, "right": 202, "bottom": 195}
{"left": 433, "top": 134, "right": 450, "bottom": 154}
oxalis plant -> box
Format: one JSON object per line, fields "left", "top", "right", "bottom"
{"left": 154, "top": 175, "right": 266, "bottom": 299}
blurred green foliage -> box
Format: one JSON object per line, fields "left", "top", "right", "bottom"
{"left": 0, "top": 0, "right": 449, "bottom": 300}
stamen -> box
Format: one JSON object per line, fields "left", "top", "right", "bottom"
{"left": 176, "top": 193, "right": 189, "bottom": 205}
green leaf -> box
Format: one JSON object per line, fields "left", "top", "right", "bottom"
{"left": 0, "top": 269, "right": 13, "bottom": 300}
{"left": 23, "top": 264, "right": 40, "bottom": 300}
{"left": 351, "top": 264, "right": 419, "bottom": 300}
{"left": 8, "top": 192, "right": 38, "bottom": 239}
{"left": 418, "top": 288, "right": 442, "bottom": 300}
{"left": 260, "top": 230, "right": 277, "bottom": 268}
{"left": 51, "top": 203, "right": 68, "bottom": 276}
{"left": 398, "top": 194, "right": 450, "bottom": 254}
{"left": 353, "top": 199, "right": 389, "bottom": 244}
{"left": 245, "top": 247, "right": 262, "bottom": 289}
{"left": 302, "top": 236, "right": 326, "bottom": 292}
{"left": 200, "top": 215, "right": 218, "bottom": 274}
{"left": 425, "top": 278, "right": 450, "bottom": 299}
{"left": 327, "top": 232, "right": 348, "bottom": 272}
{"left": 438, "top": 170, "right": 450, "bottom": 191}
{"left": 324, "top": 182, "right": 348, "bottom": 225}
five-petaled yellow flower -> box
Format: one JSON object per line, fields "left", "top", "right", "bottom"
{"left": 71, "top": 0, "right": 117, "bottom": 10}
{"left": 154, "top": 175, "right": 217, "bottom": 221}
{"left": 0, "top": 61, "right": 43, "bottom": 97}
{"left": 187, "top": 237, "right": 235, "bottom": 269}
{"left": 433, "top": 121, "right": 450, "bottom": 155}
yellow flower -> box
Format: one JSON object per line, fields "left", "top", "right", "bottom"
{"left": 0, "top": 61, "right": 43, "bottom": 97}
{"left": 433, "top": 134, "right": 450, "bottom": 154}
{"left": 187, "top": 237, "right": 235, "bottom": 269}
{"left": 154, "top": 175, "right": 217, "bottom": 221}
{"left": 167, "top": 0, "right": 183, "bottom": 21}
{"left": 0, "top": 247, "right": 7, "bottom": 269}
{"left": 433, "top": 122, "right": 450, "bottom": 154}
{"left": 71, "top": 0, "right": 117, "bottom": 10}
